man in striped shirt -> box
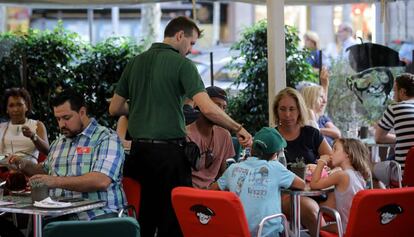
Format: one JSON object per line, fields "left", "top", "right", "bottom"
{"left": 11, "top": 89, "right": 126, "bottom": 220}
{"left": 375, "top": 73, "right": 414, "bottom": 169}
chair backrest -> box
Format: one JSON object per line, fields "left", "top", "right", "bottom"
{"left": 172, "top": 187, "right": 251, "bottom": 237}
{"left": 122, "top": 177, "right": 141, "bottom": 217}
{"left": 403, "top": 147, "right": 414, "bottom": 187}
{"left": 43, "top": 217, "right": 140, "bottom": 237}
{"left": 344, "top": 187, "right": 414, "bottom": 237}
{"left": 373, "top": 160, "right": 402, "bottom": 188}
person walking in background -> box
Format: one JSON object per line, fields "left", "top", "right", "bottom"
{"left": 304, "top": 31, "right": 326, "bottom": 69}
{"left": 399, "top": 42, "right": 414, "bottom": 73}
{"left": 10, "top": 89, "right": 126, "bottom": 220}
{"left": 210, "top": 127, "right": 305, "bottom": 237}
{"left": 310, "top": 138, "right": 371, "bottom": 234}
{"left": 375, "top": 73, "right": 414, "bottom": 170}
{"left": 187, "top": 86, "right": 235, "bottom": 189}
{"left": 336, "top": 22, "right": 357, "bottom": 60}
{"left": 109, "top": 16, "right": 252, "bottom": 237}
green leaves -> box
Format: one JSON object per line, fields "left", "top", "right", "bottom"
{"left": 226, "top": 20, "right": 317, "bottom": 134}
{"left": 0, "top": 25, "right": 145, "bottom": 140}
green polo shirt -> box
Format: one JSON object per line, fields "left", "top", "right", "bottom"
{"left": 116, "top": 43, "right": 205, "bottom": 139}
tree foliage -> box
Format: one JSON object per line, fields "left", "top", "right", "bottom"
{"left": 0, "top": 24, "right": 144, "bottom": 139}
{"left": 227, "top": 20, "right": 317, "bottom": 134}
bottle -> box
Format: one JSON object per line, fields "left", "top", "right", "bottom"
{"left": 278, "top": 150, "right": 287, "bottom": 167}
{"left": 243, "top": 147, "right": 251, "bottom": 160}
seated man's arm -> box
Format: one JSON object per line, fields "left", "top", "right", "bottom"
{"left": 9, "top": 155, "right": 46, "bottom": 177}
{"left": 29, "top": 172, "right": 111, "bottom": 193}
{"left": 375, "top": 125, "right": 396, "bottom": 144}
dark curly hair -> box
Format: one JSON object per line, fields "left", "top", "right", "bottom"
{"left": 3, "top": 87, "right": 32, "bottom": 116}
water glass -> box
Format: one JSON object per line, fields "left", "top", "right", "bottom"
{"left": 31, "top": 182, "right": 49, "bottom": 202}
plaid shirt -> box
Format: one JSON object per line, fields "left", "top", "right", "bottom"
{"left": 43, "top": 118, "right": 126, "bottom": 220}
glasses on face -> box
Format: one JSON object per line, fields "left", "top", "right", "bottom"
{"left": 202, "top": 149, "right": 214, "bottom": 168}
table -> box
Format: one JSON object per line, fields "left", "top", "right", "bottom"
{"left": 282, "top": 184, "right": 333, "bottom": 237}
{"left": 0, "top": 195, "right": 106, "bottom": 237}
{"left": 361, "top": 138, "right": 394, "bottom": 162}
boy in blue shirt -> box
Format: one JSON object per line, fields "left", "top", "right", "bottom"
{"left": 211, "top": 127, "right": 305, "bottom": 237}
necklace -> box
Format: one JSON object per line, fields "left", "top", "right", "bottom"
{"left": 201, "top": 129, "right": 215, "bottom": 168}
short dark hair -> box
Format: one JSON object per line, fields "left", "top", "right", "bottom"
{"left": 396, "top": 73, "right": 414, "bottom": 97}
{"left": 3, "top": 87, "right": 32, "bottom": 114}
{"left": 50, "top": 89, "right": 85, "bottom": 112}
{"left": 251, "top": 148, "right": 275, "bottom": 161}
{"left": 164, "top": 16, "right": 202, "bottom": 38}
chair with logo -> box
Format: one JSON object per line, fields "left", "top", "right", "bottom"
{"left": 171, "top": 187, "right": 289, "bottom": 237}
{"left": 316, "top": 187, "right": 414, "bottom": 237}
{"left": 121, "top": 177, "right": 141, "bottom": 218}
{"left": 43, "top": 216, "right": 140, "bottom": 237}
{"left": 403, "top": 147, "right": 414, "bottom": 187}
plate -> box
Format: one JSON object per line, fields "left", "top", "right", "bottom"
{"left": 33, "top": 201, "right": 72, "bottom": 209}
{"left": 10, "top": 190, "right": 31, "bottom": 196}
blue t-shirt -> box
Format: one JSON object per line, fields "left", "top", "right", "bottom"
{"left": 217, "top": 157, "right": 295, "bottom": 237}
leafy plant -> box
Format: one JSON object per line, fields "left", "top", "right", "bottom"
{"left": 326, "top": 58, "right": 404, "bottom": 133}
{"left": 226, "top": 20, "right": 317, "bottom": 134}
{"left": 72, "top": 37, "right": 145, "bottom": 128}
{"left": 289, "top": 157, "right": 306, "bottom": 168}
{"left": 0, "top": 24, "right": 84, "bottom": 139}
{"left": 0, "top": 24, "right": 145, "bottom": 139}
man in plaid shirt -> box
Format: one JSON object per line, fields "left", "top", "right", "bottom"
{"left": 11, "top": 89, "right": 126, "bottom": 220}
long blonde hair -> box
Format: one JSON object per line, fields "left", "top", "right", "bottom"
{"left": 272, "top": 87, "right": 310, "bottom": 126}
{"left": 333, "top": 138, "right": 371, "bottom": 180}
{"left": 301, "top": 85, "right": 324, "bottom": 112}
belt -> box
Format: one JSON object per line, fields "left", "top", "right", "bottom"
{"left": 134, "top": 138, "right": 186, "bottom": 146}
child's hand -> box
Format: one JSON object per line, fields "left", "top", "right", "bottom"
{"left": 319, "top": 155, "right": 331, "bottom": 166}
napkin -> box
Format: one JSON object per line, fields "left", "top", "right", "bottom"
{"left": 34, "top": 197, "right": 72, "bottom": 208}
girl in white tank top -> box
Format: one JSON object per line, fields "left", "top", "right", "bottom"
{"left": 310, "top": 138, "right": 371, "bottom": 235}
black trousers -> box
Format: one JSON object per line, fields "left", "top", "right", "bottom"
{"left": 125, "top": 140, "right": 191, "bottom": 237}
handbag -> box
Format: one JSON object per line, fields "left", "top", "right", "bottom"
{"left": 184, "top": 138, "right": 201, "bottom": 171}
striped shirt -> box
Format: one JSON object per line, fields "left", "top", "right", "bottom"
{"left": 43, "top": 118, "right": 126, "bottom": 220}
{"left": 378, "top": 100, "right": 414, "bottom": 169}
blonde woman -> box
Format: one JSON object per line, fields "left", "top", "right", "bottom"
{"left": 273, "top": 87, "right": 331, "bottom": 237}
{"left": 301, "top": 85, "right": 341, "bottom": 146}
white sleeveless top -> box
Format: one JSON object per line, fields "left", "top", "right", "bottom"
{"left": 0, "top": 119, "right": 39, "bottom": 159}
{"left": 334, "top": 169, "right": 366, "bottom": 231}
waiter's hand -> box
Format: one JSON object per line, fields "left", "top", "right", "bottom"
{"left": 237, "top": 127, "right": 253, "bottom": 147}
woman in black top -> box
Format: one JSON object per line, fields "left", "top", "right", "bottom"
{"left": 273, "top": 87, "right": 332, "bottom": 237}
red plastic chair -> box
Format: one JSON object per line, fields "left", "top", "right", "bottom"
{"left": 171, "top": 187, "right": 288, "bottom": 237}
{"left": 403, "top": 147, "right": 414, "bottom": 187}
{"left": 122, "top": 177, "right": 141, "bottom": 218}
{"left": 316, "top": 188, "right": 414, "bottom": 237}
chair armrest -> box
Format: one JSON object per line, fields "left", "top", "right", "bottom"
{"left": 316, "top": 206, "right": 343, "bottom": 237}
{"left": 257, "top": 213, "right": 289, "bottom": 237}
{"left": 118, "top": 205, "right": 136, "bottom": 218}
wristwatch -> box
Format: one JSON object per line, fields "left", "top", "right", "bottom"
{"left": 31, "top": 134, "right": 38, "bottom": 142}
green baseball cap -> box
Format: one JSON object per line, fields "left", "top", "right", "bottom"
{"left": 253, "top": 127, "right": 287, "bottom": 154}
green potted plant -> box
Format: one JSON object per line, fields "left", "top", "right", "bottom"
{"left": 289, "top": 157, "right": 306, "bottom": 179}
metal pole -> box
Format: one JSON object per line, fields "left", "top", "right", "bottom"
{"left": 87, "top": 8, "right": 94, "bottom": 44}
{"left": 212, "top": 2, "right": 220, "bottom": 45}
{"left": 112, "top": 7, "right": 120, "bottom": 36}
{"left": 210, "top": 52, "right": 214, "bottom": 86}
